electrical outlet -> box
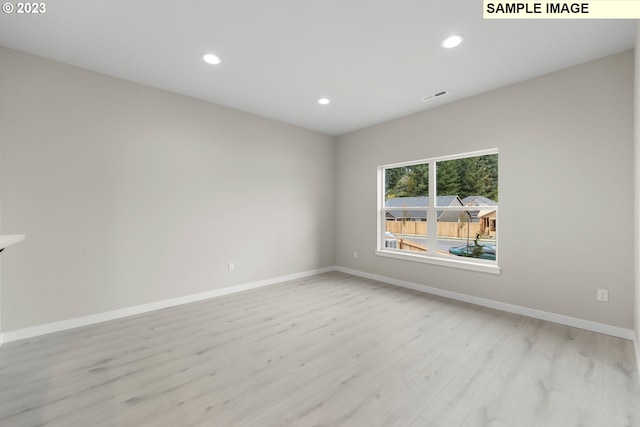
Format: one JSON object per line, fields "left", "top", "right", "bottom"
{"left": 228, "top": 262, "right": 235, "bottom": 272}
{"left": 353, "top": 251, "right": 358, "bottom": 258}
{"left": 597, "top": 288, "right": 608, "bottom": 302}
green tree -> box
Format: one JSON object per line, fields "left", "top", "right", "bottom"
{"left": 385, "top": 154, "right": 498, "bottom": 202}
{"left": 479, "top": 154, "right": 498, "bottom": 201}
{"left": 436, "top": 159, "right": 460, "bottom": 196}
{"left": 385, "top": 164, "right": 429, "bottom": 199}
{"left": 385, "top": 167, "right": 405, "bottom": 199}
{"left": 458, "top": 156, "right": 488, "bottom": 200}
{"left": 393, "top": 173, "right": 416, "bottom": 197}
{"left": 408, "top": 164, "right": 429, "bottom": 196}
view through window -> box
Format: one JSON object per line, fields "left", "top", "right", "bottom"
{"left": 380, "top": 149, "right": 498, "bottom": 270}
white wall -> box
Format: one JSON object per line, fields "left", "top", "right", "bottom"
{"left": 336, "top": 50, "right": 635, "bottom": 329}
{"left": 0, "top": 46, "right": 336, "bottom": 332}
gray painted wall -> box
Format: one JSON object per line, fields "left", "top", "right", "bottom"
{"left": 0, "top": 46, "right": 635, "bottom": 335}
{"left": 0, "top": 47, "right": 336, "bottom": 332}
{"left": 336, "top": 50, "right": 635, "bottom": 329}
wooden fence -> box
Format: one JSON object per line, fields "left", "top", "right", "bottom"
{"left": 386, "top": 220, "right": 482, "bottom": 238}
{"left": 398, "top": 238, "right": 426, "bottom": 252}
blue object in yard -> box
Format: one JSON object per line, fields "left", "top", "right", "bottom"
{"left": 448, "top": 243, "right": 496, "bottom": 260}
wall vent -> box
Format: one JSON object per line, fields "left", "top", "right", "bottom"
{"left": 421, "top": 90, "right": 449, "bottom": 102}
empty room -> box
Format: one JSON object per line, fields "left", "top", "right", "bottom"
{"left": 1, "top": 2, "right": 639, "bottom": 426}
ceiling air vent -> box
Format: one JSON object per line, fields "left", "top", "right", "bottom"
{"left": 421, "top": 90, "right": 449, "bottom": 102}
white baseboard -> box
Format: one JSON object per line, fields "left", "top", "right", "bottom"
{"left": 2, "top": 266, "right": 335, "bottom": 343}
{"left": 335, "top": 266, "right": 636, "bottom": 341}
{"left": 2, "top": 265, "right": 637, "bottom": 350}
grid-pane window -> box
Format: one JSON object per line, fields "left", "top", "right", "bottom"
{"left": 378, "top": 150, "right": 499, "bottom": 272}
{"left": 383, "top": 163, "right": 428, "bottom": 253}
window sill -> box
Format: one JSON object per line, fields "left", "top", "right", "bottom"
{"left": 375, "top": 249, "right": 501, "bottom": 275}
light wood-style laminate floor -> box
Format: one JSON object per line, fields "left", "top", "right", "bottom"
{"left": 1, "top": 272, "right": 638, "bottom": 427}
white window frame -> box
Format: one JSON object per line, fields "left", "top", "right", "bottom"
{"left": 376, "top": 148, "right": 501, "bottom": 275}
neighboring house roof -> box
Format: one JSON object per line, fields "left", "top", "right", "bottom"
{"left": 461, "top": 196, "right": 497, "bottom": 220}
{"left": 385, "top": 196, "right": 464, "bottom": 222}
{"left": 461, "top": 195, "right": 497, "bottom": 206}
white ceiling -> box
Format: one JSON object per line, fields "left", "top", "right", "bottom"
{"left": 0, "top": 1, "right": 635, "bottom": 135}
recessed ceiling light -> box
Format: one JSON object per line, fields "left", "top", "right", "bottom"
{"left": 202, "top": 53, "right": 221, "bottom": 65}
{"left": 441, "top": 35, "right": 464, "bottom": 49}
{"left": 318, "top": 98, "right": 331, "bottom": 105}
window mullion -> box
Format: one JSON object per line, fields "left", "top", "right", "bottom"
{"left": 426, "top": 160, "right": 438, "bottom": 254}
